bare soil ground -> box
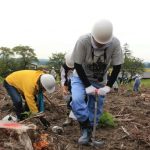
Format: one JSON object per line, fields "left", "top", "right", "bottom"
{"left": 0, "top": 84, "right": 150, "bottom": 150}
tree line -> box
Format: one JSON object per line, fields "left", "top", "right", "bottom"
{"left": 0, "top": 44, "right": 145, "bottom": 81}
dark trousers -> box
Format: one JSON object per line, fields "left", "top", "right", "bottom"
{"left": 3, "top": 80, "right": 24, "bottom": 119}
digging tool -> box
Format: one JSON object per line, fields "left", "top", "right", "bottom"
{"left": 20, "top": 112, "right": 45, "bottom": 122}
{"left": 20, "top": 112, "right": 50, "bottom": 129}
{"left": 89, "top": 91, "right": 104, "bottom": 148}
{"left": 78, "top": 93, "right": 104, "bottom": 149}
{"left": 92, "top": 92, "right": 98, "bottom": 140}
{"left": 39, "top": 116, "right": 50, "bottom": 129}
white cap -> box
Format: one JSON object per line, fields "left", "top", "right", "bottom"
{"left": 91, "top": 19, "right": 113, "bottom": 44}
{"left": 40, "top": 74, "right": 55, "bottom": 93}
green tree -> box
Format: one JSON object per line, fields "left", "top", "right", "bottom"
{"left": 0, "top": 47, "right": 14, "bottom": 60}
{"left": 121, "top": 43, "right": 144, "bottom": 81}
{"left": 48, "top": 52, "right": 65, "bottom": 73}
{"left": 0, "top": 47, "right": 14, "bottom": 76}
{"left": 122, "top": 43, "right": 131, "bottom": 59}
{"left": 123, "top": 57, "right": 144, "bottom": 78}
{"left": 13, "top": 46, "right": 38, "bottom": 69}
{"left": 120, "top": 43, "right": 131, "bottom": 79}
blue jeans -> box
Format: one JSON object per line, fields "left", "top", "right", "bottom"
{"left": 3, "top": 80, "right": 24, "bottom": 119}
{"left": 70, "top": 76, "right": 105, "bottom": 126}
{"left": 133, "top": 83, "right": 140, "bottom": 92}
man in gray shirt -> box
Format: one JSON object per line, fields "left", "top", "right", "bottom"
{"left": 71, "top": 19, "right": 124, "bottom": 145}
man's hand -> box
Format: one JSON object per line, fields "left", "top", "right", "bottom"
{"left": 97, "top": 86, "right": 111, "bottom": 96}
{"left": 85, "top": 85, "right": 97, "bottom": 95}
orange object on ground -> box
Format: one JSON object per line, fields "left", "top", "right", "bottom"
{"left": 0, "top": 121, "right": 36, "bottom": 130}
{"left": 33, "top": 134, "right": 49, "bottom": 150}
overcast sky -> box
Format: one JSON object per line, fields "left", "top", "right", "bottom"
{"left": 0, "top": 0, "right": 149, "bottom": 62}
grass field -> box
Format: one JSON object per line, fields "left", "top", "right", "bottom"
{"left": 126, "top": 79, "right": 150, "bottom": 90}
{"left": 141, "top": 79, "right": 150, "bottom": 88}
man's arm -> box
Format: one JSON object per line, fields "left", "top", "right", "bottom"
{"left": 75, "top": 63, "right": 97, "bottom": 95}
{"left": 74, "top": 63, "right": 91, "bottom": 88}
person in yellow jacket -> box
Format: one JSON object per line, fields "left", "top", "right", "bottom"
{"left": 3, "top": 70, "right": 56, "bottom": 120}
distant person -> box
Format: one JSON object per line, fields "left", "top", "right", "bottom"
{"left": 3, "top": 70, "right": 56, "bottom": 121}
{"left": 51, "top": 67, "right": 57, "bottom": 79}
{"left": 133, "top": 74, "right": 141, "bottom": 92}
{"left": 60, "top": 52, "right": 74, "bottom": 126}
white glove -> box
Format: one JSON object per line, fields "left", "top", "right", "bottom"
{"left": 97, "top": 86, "right": 111, "bottom": 96}
{"left": 85, "top": 85, "right": 97, "bottom": 95}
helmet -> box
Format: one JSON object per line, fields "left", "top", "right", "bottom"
{"left": 65, "top": 53, "right": 74, "bottom": 68}
{"left": 40, "top": 74, "right": 55, "bottom": 93}
{"left": 91, "top": 19, "right": 113, "bottom": 44}
{"left": 135, "top": 74, "right": 141, "bottom": 78}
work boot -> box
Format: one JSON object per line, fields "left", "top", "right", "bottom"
{"left": 78, "top": 128, "right": 92, "bottom": 145}
{"left": 63, "top": 117, "right": 72, "bottom": 126}
{"left": 78, "top": 119, "right": 92, "bottom": 145}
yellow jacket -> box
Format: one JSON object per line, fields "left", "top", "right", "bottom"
{"left": 5, "top": 70, "right": 44, "bottom": 112}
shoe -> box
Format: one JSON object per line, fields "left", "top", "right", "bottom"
{"left": 63, "top": 117, "right": 72, "bottom": 126}
{"left": 78, "top": 128, "right": 92, "bottom": 145}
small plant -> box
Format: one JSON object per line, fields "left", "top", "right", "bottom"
{"left": 99, "top": 112, "right": 117, "bottom": 127}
